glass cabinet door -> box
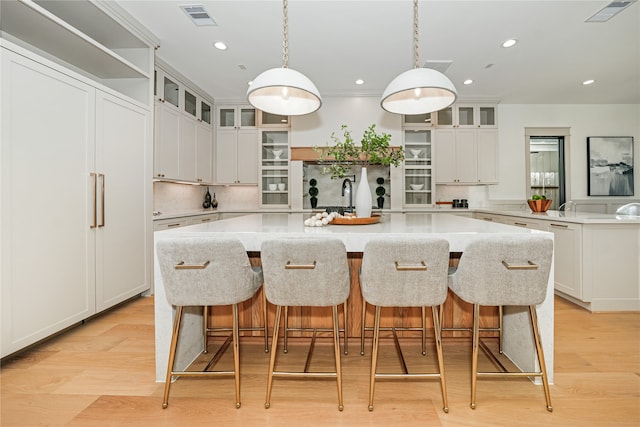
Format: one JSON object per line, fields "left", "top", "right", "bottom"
{"left": 403, "top": 129, "right": 433, "bottom": 206}
{"left": 184, "top": 89, "right": 197, "bottom": 117}
{"left": 218, "top": 108, "right": 236, "bottom": 127}
{"left": 240, "top": 108, "right": 256, "bottom": 127}
{"left": 200, "top": 101, "right": 211, "bottom": 124}
{"left": 403, "top": 113, "right": 433, "bottom": 126}
{"left": 163, "top": 76, "right": 179, "bottom": 108}
{"left": 261, "top": 130, "right": 289, "bottom": 206}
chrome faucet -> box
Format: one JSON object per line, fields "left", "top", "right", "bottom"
{"left": 341, "top": 178, "right": 353, "bottom": 212}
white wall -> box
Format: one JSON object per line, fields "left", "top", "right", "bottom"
{"left": 494, "top": 104, "right": 640, "bottom": 204}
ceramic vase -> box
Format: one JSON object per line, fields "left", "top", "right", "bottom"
{"left": 355, "top": 167, "right": 372, "bottom": 218}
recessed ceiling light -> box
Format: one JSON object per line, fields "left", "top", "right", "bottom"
{"left": 355, "top": 79, "right": 364, "bottom": 85}
{"left": 583, "top": 79, "right": 596, "bottom": 85}
{"left": 213, "top": 41, "right": 228, "bottom": 50}
{"left": 463, "top": 79, "right": 473, "bottom": 85}
{"left": 502, "top": 39, "right": 518, "bottom": 48}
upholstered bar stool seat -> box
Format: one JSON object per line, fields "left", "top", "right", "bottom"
{"left": 448, "top": 234, "right": 554, "bottom": 411}
{"left": 360, "top": 238, "right": 450, "bottom": 413}
{"left": 261, "top": 238, "right": 350, "bottom": 411}
{"left": 156, "top": 237, "right": 263, "bottom": 409}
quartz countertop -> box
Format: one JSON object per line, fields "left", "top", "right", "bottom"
{"left": 155, "top": 212, "right": 549, "bottom": 252}
{"left": 474, "top": 209, "right": 640, "bottom": 224}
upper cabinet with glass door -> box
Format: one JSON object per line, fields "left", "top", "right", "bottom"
{"left": 217, "top": 105, "right": 257, "bottom": 129}
{"left": 403, "top": 112, "right": 434, "bottom": 128}
{"left": 258, "top": 111, "right": 290, "bottom": 128}
{"left": 155, "top": 67, "right": 214, "bottom": 124}
{"left": 435, "top": 103, "right": 497, "bottom": 128}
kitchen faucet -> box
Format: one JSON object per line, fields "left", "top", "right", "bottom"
{"left": 341, "top": 178, "right": 353, "bottom": 212}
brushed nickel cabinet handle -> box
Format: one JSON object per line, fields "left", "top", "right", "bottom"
{"left": 90, "top": 172, "right": 97, "bottom": 229}
{"left": 99, "top": 173, "right": 105, "bottom": 228}
{"left": 285, "top": 261, "right": 317, "bottom": 269}
{"left": 502, "top": 260, "right": 539, "bottom": 270}
{"left": 395, "top": 261, "right": 427, "bottom": 271}
{"left": 175, "top": 260, "right": 210, "bottom": 270}
{"left": 550, "top": 223, "right": 568, "bottom": 228}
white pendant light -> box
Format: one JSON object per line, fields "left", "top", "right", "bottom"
{"left": 381, "top": 0, "right": 457, "bottom": 115}
{"left": 247, "top": 0, "right": 321, "bottom": 116}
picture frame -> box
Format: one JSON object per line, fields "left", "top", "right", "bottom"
{"left": 587, "top": 136, "right": 634, "bottom": 196}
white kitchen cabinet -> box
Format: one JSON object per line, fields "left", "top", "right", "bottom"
{"left": 547, "top": 221, "right": 583, "bottom": 300}
{"left": 94, "top": 91, "right": 151, "bottom": 312}
{"left": 215, "top": 105, "right": 258, "bottom": 185}
{"left": 260, "top": 130, "right": 290, "bottom": 207}
{"left": 475, "top": 213, "right": 506, "bottom": 223}
{"left": 403, "top": 128, "right": 434, "bottom": 206}
{"left": 154, "top": 67, "right": 214, "bottom": 183}
{"left": 435, "top": 128, "right": 498, "bottom": 184}
{"left": 502, "top": 217, "right": 548, "bottom": 231}
{"left": 153, "top": 218, "right": 188, "bottom": 231}
{"left": 258, "top": 110, "right": 289, "bottom": 128}
{"left": 1, "top": 46, "right": 151, "bottom": 357}
{"left": 186, "top": 213, "right": 220, "bottom": 225}
{"left": 435, "top": 103, "right": 497, "bottom": 128}
{"left": 154, "top": 100, "right": 180, "bottom": 179}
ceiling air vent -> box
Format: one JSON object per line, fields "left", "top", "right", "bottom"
{"left": 180, "top": 5, "right": 217, "bottom": 26}
{"left": 586, "top": 1, "right": 636, "bottom": 22}
{"left": 423, "top": 60, "right": 453, "bottom": 73}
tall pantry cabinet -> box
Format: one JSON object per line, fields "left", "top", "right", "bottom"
{"left": 0, "top": 0, "right": 155, "bottom": 357}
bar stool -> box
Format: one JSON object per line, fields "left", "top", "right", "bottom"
{"left": 261, "top": 238, "right": 350, "bottom": 411}
{"left": 360, "top": 238, "right": 450, "bottom": 413}
{"left": 448, "top": 235, "right": 553, "bottom": 411}
{"left": 156, "top": 237, "right": 264, "bottom": 409}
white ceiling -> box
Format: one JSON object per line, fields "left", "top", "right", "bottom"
{"left": 116, "top": 0, "right": 640, "bottom": 105}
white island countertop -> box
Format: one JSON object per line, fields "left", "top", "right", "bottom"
{"left": 153, "top": 212, "right": 554, "bottom": 383}
{"left": 155, "top": 212, "right": 550, "bottom": 252}
{"left": 474, "top": 209, "right": 640, "bottom": 224}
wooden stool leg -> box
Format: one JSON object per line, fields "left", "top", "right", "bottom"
{"left": 162, "top": 306, "right": 183, "bottom": 409}
{"left": 421, "top": 306, "right": 427, "bottom": 356}
{"left": 360, "top": 298, "right": 367, "bottom": 356}
{"left": 265, "top": 305, "right": 282, "bottom": 409}
{"left": 203, "top": 306, "right": 209, "bottom": 353}
{"left": 470, "top": 303, "right": 480, "bottom": 410}
{"left": 343, "top": 300, "right": 348, "bottom": 355}
{"left": 232, "top": 304, "right": 241, "bottom": 408}
{"left": 283, "top": 306, "right": 289, "bottom": 354}
{"left": 333, "top": 305, "right": 344, "bottom": 411}
{"left": 529, "top": 305, "right": 553, "bottom": 412}
{"left": 368, "top": 305, "right": 381, "bottom": 411}
{"left": 432, "top": 305, "right": 449, "bottom": 413}
{"left": 263, "top": 289, "right": 269, "bottom": 353}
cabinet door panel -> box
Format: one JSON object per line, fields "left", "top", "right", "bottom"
{"left": 215, "top": 130, "right": 238, "bottom": 184}
{"left": 1, "top": 49, "right": 96, "bottom": 356}
{"left": 548, "top": 223, "right": 582, "bottom": 299}
{"left": 237, "top": 130, "right": 258, "bottom": 184}
{"left": 455, "top": 129, "right": 477, "bottom": 183}
{"left": 95, "top": 91, "right": 150, "bottom": 312}
{"left": 435, "top": 129, "right": 456, "bottom": 183}
{"left": 196, "top": 123, "right": 213, "bottom": 183}
{"left": 179, "top": 115, "right": 197, "bottom": 182}
{"left": 154, "top": 103, "right": 180, "bottom": 178}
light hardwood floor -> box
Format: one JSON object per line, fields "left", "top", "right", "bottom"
{"left": 1, "top": 295, "right": 638, "bottom": 426}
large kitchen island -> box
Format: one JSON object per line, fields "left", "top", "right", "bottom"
{"left": 153, "top": 212, "right": 555, "bottom": 383}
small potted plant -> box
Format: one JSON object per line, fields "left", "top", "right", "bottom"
{"left": 528, "top": 194, "right": 552, "bottom": 213}
{"left": 375, "top": 177, "right": 386, "bottom": 209}
{"left": 308, "top": 178, "right": 319, "bottom": 209}
{"left": 314, "top": 124, "right": 403, "bottom": 218}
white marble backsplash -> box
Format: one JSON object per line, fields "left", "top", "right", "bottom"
{"left": 153, "top": 181, "right": 260, "bottom": 213}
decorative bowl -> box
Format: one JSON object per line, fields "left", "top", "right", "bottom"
{"left": 278, "top": 183, "right": 286, "bottom": 191}
{"left": 527, "top": 199, "right": 552, "bottom": 213}
{"left": 410, "top": 149, "right": 422, "bottom": 159}
{"left": 272, "top": 150, "right": 283, "bottom": 160}
{"left": 268, "top": 184, "right": 277, "bottom": 191}
{"left": 410, "top": 184, "right": 424, "bottom": 191}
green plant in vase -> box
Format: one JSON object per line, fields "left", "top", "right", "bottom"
{"left": 308, "top": 178, "right": 319, "bottom": 209}
{"left": 375, "top": 177, "right": 386, "bottom": 209}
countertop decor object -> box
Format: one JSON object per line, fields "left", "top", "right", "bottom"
{"left": 375, "top": 177, "right": 386, "bottom": 209}
{"left": 315, "top": 124, "right": 404, "bottom": 179}
{"left": 330, "top": 214, "right": 382, "bottom": 225}
{"left": 308, "top": 178, "right": 318, "bottom": 208}
{"left": 528, "top": 198, "right": 552, "bottom": 213}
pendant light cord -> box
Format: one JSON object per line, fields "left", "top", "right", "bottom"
{"left": 414, "top": 0, "right": 420, "bottom": 69}
{"left": 282, "top": 0, "right": 289, "bottom": 69}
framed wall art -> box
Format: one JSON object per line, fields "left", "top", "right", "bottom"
{"left": 587, "top": 136, "right": 634, "bottom": 196}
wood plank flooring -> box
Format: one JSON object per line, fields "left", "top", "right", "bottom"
{"left": 1, "top": 295, "right": 639, "bottom": 426}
